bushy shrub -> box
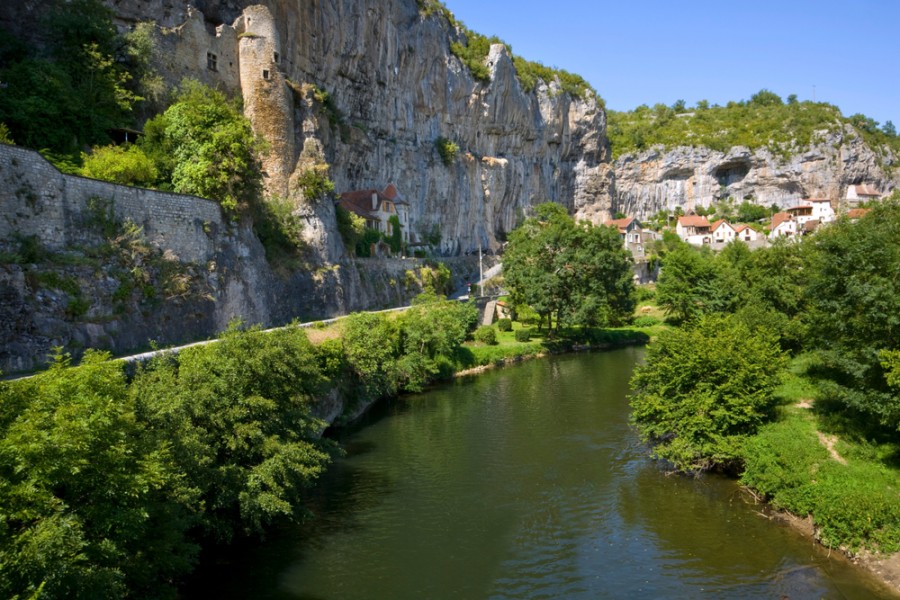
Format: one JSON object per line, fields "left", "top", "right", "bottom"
{"left": 474, "top": 325, "right": 497, "bottom": 345}
{"left": 630, "top": 313, "right": 786, "bottom": 473}
{"left": 634, "top": 285, "right": 656, "bottom": 303}
{"left": 435, "top": 136, "right": 459, "bottom": 166}
{"left": 496, "top": 318, "right": 512, "bottom": 332}
{"left": 81, "top": 144, "right": 158, "bottom": 186}
{"left": 632, "top": 315, "right": 660, "bottom": 327}
{"left": 514, "top": 328, "right": 531, "bottom": 342}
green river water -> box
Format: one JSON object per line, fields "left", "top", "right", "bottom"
{"left": 186, "top": 348, "right": 896, "bottom": 599}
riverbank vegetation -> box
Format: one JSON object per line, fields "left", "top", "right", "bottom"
{"left": 0, "top": 234, "right": 661, "bottom": 598}
{"left": 630, "top": 196, "right": 900, "bottom": 554}
{"left": 0, "top": 291, "right": 481, "bottom": 598}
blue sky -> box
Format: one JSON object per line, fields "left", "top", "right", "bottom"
{"left": 441, "top": 0, "right": 899, "bottom": 127}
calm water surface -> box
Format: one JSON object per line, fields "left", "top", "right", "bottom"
{"left": 188, "top": 349, "right": 896, "bottom": 599}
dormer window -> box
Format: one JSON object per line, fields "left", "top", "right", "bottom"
{"left": 207, "top": 52, "right": 218, "bottom": 72}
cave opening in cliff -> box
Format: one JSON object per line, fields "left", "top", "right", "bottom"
{"left": 714, "top": 162, "right": 750, "bottom": 187}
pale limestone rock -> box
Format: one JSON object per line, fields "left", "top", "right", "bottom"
{"left": 613, "top": 127, "right": 899, "bottom": 219}
{"left": 122, "top": 0, "right": 613, "bottom": 256}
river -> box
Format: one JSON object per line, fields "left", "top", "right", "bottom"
{"left": 185, "top": 348, "right": 896, "bottom": 599}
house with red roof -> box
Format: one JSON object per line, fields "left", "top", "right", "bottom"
{"left": 768, "top": 212, "right": 797, "bottom": 240}
{"left": 733, "top": 224, "right": 762, "bottom": 243}
{"left": 710, "top": 219, "right": 738, "bottom": 245}
{"left": 845, "top": 184, "right": 882, "bottom": 207}
{"left": 675, "top": 215, "right": 711, "bottom": 246}
{"left": 337, "top": 183, "right": 412, "bottom": 244}
{"left": 604, "top": 216, "right": 659, "bottom": 258}
{"left": 785, "top": 199, "right": 835, "bottom": 228}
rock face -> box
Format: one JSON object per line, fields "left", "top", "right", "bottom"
{"left": 613, "top": 127, "right": 899, "bottom": 219}
{"left": 114, "top": 0, "right": 612, "bottom": 255}
{"left": 0, "top": 144, "right": 489, "bottom": 373}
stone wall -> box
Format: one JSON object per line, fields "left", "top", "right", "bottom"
{"left": 0, "top": 143, "right": 225, "bottom": 262}
{"left": 0, "top": 144, "right": 454, "bottom": 373}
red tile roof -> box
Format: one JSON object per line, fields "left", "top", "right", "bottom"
{"left": 677, "top": 215, "right": 710, "bottom": 228}
{"left": 338, "top": 189, "right": 380, "bottom": 219}
{"left": 770, "top": 212, "right": 793, "bottom": 230}
{"left": 381, "top": 183, "right": 408, "bottom": 204}
{"left": 710, "top": 219, "right": 735, "bottom": 232}
{"left": 604, "top": 216, "right": 635, "bottom": 232}
{"left": 853, "top": 184, "right": 881, "bottom": 197}
{"left": 847, "top": 208, "right": 871, "bottom": 219}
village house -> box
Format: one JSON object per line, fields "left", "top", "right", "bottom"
{"left": 710, "top": 219, "right": 737, "bottom": 245}
{"left": 733, "top": 224, "right": 762, "bottom": 243}
{"left": 675, "top": 215, "right": 711, "bottom": 246}
{"left": 845, "top": 184, "right": 882, "bottom": 207}
{"left": 768, "top": 212, "right": 798, "bottom": 240}
{"left": 337, "top": 183, "right": 412, "bottom": 244}
{"left": 604, "top": 216, "right": 659, "bottom": 258}
{"left": 786, "top": 198, "right": 835, "bottom": 228}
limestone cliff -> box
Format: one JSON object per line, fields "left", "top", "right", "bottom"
{"left": 107, "top": 0, "right": 613, "bottom": 256}
{"left": 612, "top": 127, "right": 899, "bottom": 219}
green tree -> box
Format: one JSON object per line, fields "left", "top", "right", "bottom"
{"left": 803, "top": 199, "right": 900, "bottom": 430}
{"left": 503, "top": 203, "right": 635, "bottom": 333}
{"left": 749, "top": 89, "right": 783, "bottom": 107}
{"left": 336, "top": 206, "right": 366, "bottom": 255}
{"left": 0, "top": 122, "right": 13, "bottom": 144}
{"left": 630, "top": 314, "right": 786, "bottom": 473}
{"left": 388, "top": 215, "right": 403, "bottom": 254}
{"left": 140, "top": 80, "right": 264, "bottom": 212}
{"left": 0, "top": 0, "right": 138, "bottom": 154}
{"left": 0, "top": 351, "right": 197, "bottom": 599}
{"left": 655, "top": 245, "right": 718, "bottom": 323}
{"left": 341, "top": 312, "right": 401, "bottom": 400}
{"left": 397, "top": 291, "right": 477, "bottom": 390}
{"left": 131, "top": 325, "right": 336, "bottom": 541}
{"left": 736, "top": 200, "right": 768, "bottom": 223}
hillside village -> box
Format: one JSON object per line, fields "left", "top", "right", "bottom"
{"left": 604, "top": 183, "right": 887, "bottom": 258}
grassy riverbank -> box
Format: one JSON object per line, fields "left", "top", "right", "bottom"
{"left": 741, "top": 355, "right": 900, "bottom": 555}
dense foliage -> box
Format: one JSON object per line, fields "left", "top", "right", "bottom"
{"left": 0, "top": 289, "right": 479, "bottom": 598}
{"left": 504, "top": 203, "right": 635, "bottom": 333}
{"left": 803, "top": 200, "right": 900, "bottom": 430}
{"left": 630, "top": 314, "right": 786, "bottom": 473}
{"left": 632, "top": 197, "right": 900, "bottom": 551}
{"left": 80, "top": 144, "right": 158, "bottom": 186}
{"left": 139, "top": 80, "right": 265, "bottom": 212}
{"left": 0, "top": 0, "right": 141, "bottom": 157}
{"left": 608, "top": 90, "right": 900, "bottom": 160}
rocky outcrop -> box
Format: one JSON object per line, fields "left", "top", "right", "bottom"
{"left": 116, "top": 0, "right": 612, "bottom": 256}
{"left": 613, "top": 127, "right": 899, "bottom": 219}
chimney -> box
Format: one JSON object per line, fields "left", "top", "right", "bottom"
{"left": 372, "top": 193, "right": 377, "bottom": 211}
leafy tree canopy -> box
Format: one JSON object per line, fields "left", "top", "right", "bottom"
{"left": 503, "top": 203, "right": 635, "bottom": 333}
{"left": 803, "top": 198, "right": 900, "bottom": 429}
{"left": 0, "top": 0, "right": 141, "bottom": 156}
{"left": 630, "top": 314, "right": 786, "bottom": 473}
{"left": 139, "top": 80, "right": 264, "bottom": 211}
